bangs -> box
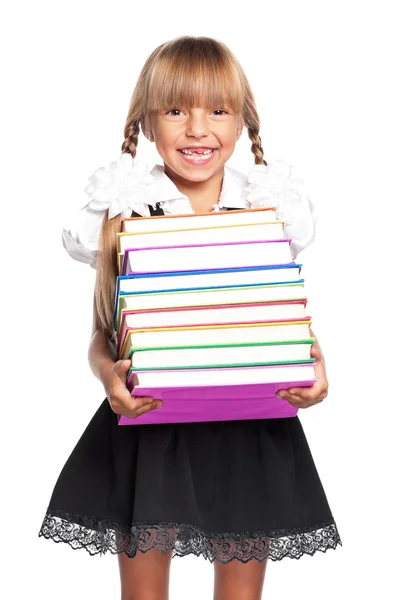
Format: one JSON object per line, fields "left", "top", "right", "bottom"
{"left": 144, "top": 39, "right": 244, "bottom": 114}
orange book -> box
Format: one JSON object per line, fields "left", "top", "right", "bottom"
{"left": 120, "top": 207, "right": 277, "bottom": 233}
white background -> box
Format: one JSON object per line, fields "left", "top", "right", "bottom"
{"left": 1, "top": 0, "right": 393, "bottom": 598}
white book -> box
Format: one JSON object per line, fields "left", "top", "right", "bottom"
{"left": 120, "top": 320, "right": 312, "bottom": 360}
{"left": 121, "top": 207, "right": 278, "bottom": 233}
{"left": 123, "top": 240, "right": 292, "bottom": 274}
{"left": 130, "top": 340, "right": 315, "bottom": 369}
{"left": 118, "top": 221, "right": 284, "bottom": 252}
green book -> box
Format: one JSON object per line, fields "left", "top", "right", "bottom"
{"left": 128, "top": 338, "right": 315, "bottom": 371}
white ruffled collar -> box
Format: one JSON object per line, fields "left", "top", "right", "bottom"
{"left": 83, "top": 152, "right": 305, "bottom": 220}
{"left": 146, "top": 162, "right": 251, "bottom": 215}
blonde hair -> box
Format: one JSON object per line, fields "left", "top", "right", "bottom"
{"left": 95, "top": 35, "right": 268, "bottom": 339}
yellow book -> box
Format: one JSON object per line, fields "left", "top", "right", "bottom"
{"left": 118, "top": 252, "right": 124, "bottom": 274}
{"left": 116, "top": 220, "right": 284, "bottom": 254}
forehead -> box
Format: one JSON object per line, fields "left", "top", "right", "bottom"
{"left": 145, "top": 63, "right": 243, "bottom": 114}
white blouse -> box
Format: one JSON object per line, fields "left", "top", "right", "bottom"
{"left": 62, "top": 153, "right": 317, "bottom": 269}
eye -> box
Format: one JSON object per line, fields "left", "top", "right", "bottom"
{"left": 165, "top": 108, "right": 229, "bottom": 116}
{"left": 166, "top": 109, "right": 183, "bottom": 116}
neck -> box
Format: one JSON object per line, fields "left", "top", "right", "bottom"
{"left": 164, "top": 164, "right": 224, "bottom": 213}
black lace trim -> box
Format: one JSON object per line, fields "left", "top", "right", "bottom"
{"left": 38, "top": 508, "right": 342, "bottom": 563}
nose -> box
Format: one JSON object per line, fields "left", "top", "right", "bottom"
{"left": 185, "top": 111, "right": 209, "bottom": 139}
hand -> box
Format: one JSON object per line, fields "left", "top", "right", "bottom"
{"left": 103, "top": 359, "right": 163, "bottom": 419}
{"left": 276, "top": 342, "right": 328, "bottom": 409}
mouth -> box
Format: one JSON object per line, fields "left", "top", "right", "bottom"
{"left": 177, "top": 148, "right": 218, "bottom": 164}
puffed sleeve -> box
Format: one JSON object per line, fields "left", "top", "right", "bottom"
{"left": 62, "top": 155, "right": 157, "bottom": 268}
{"left": 242, "top": 159, "right": 317, "bottom": 260}
{"left": 61, "top": 203, "right": 104, "bottom": 269}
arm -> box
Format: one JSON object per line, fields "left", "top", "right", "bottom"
{"left": 276, "top": 327, "right": 329, "bottom": 409}
{"left": 88, "top": 295, "right": 118, "bottom": 385}
{"left": 88, "top": 289, "right": 162, "bottom": 418}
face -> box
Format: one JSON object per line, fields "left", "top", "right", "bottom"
{"left": 142, "top": 104, "right": 243, "bottom": 183}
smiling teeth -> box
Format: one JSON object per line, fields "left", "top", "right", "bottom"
{"left": 180, "top": 149, "right": 214, "bottom": 156}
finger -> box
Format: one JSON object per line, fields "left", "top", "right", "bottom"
{"left": 133, "top": 401, "right": 163, "bottom": 417}
{"left": 287, "top": 377, "right": 327, "bottom": 397}
{"left": 276, "top": 389, "right": 314, "bottom": 402}
{"left": 276, "top": 391, "right": 302, "bottom": 403}
{"left": 287, "top": 386, "right": 322, "bottom": 400}
{"left": 130, "top": 394, "right": 156, "bottom": 409}
{"left": 287, "top": 385, "right": 312, "bottom": 394}
{"left": 281, "top": 394, "right": 324, "bottom": 408}
{"left": 276, "top": 388, "right": 313, "bottom": 401}
{"left": 113, "top": 394, "right": 161, "bottom": 418}
{"left": 285, "top": 387, "right": 304, "bottom": 396}
{"left": 131, "top": 395, "right": 165, "bottom": 414}
{"left": 275, "top": 391, "right": 305, "bottom": 407}
{"left": 121, "top": 395, "right": 163, "bottom": 418}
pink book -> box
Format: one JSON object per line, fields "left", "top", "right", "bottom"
{"left": 118, "top": 364, "right": 317, "bottom": 425}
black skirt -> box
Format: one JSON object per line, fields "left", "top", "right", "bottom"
{"left": 38, "top": 398, "right": 342, "bottom": 563}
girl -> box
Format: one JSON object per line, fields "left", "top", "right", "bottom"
{"left": 39, "top": 36, "right": 341, "bottom": 600}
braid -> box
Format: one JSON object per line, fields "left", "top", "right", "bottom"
{"left": 121, "top": 118, "right": 141, "bottom": 158}
{"left": 248, "top": 128, "right": 267, "bottom": 166}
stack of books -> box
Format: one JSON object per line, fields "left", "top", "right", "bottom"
{"left": 113, "top": 208, "right": 316, "bottom": 426}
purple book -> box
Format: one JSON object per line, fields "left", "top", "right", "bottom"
{"left": 122, "top": 239, "right": 293, "bottom": 275}
{"left": 118, "top": 364, "right": 316, "bottom": 425}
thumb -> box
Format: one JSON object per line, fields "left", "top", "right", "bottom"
{"left": 120, "top": 359, "right": 132, "bottom": 379}
{"left": 310, "top": 345, "right": 321, "bottom": 359}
